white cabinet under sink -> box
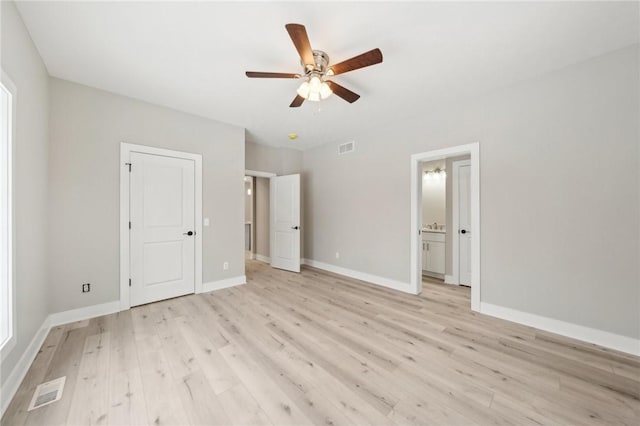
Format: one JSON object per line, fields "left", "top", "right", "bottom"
{"left": 422, "top": 232, "right": 445, "bottom": 277}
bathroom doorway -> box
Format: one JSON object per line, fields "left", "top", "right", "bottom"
{"left": 410, "top": 143, "right": 480, "bottom": 311}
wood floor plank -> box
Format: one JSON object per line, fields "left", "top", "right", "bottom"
{"left": 217, "top": 383, "right": 274, "bottom": 426}
{"left": 66, "top": 332, "right": 111, "bottom": 425}
{"left": 218, "top": 342, "right": 313, "bottom": 426}
{"left": 135, "top": 335, "right": 191, "bottom": 426}
{"left": 107, "top": 368, "right": 148, "bottom": 426}
{"left": 1, "top": 325, "right": 65, "bottom": 425}
{"left": 24, "top": 324, "right": 91, "bottom": 426}
{"left": 3, "top": 259, "right": 639, "bottom": 426}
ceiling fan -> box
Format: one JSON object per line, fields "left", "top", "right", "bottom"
{"left": 245, "top": 23, "right": 383, "bottom": 108}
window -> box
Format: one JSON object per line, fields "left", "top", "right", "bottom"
{"left": 0, "top": 76, "right": 13, "bottom": 351}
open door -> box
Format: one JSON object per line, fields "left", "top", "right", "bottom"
{"left": 455, "top": 159, "right": 472, "bottom": 286}
{"left": 270, "top": 174, "right": 301, "bottom": 272}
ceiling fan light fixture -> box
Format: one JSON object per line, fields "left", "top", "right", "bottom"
{"left": 296, "top": 75, "right": 332, "bottom": 102}
{"left": 309, "top": 75, "right": 322, "bottom": 91}
{"left": 296, "top": 81, "right": 310, "bottom": 98}
{"left": 308, "top": 91, "right": 321, "bottom": 102}
{"left": 319, "top": 82, "right": 332, "bottom": 99}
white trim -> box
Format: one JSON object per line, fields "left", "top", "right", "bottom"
{"left": 0, "top": 71, "right": 16, "bottom": 355}
{"left": 0, "top": 300, "right": 120, "bottom": 417}
{"left": 120, "top": 143, "right": 203, "bottom": 311}
{"left": 444, "top": 274, "right": 457, "bottom": 285}
{"left": 480, "top": 302, "right": 640, "bottom": 356}
{"left": 255, "top": 254, "right": 271, "bottom": 263}
{"left": 200, "top": 276, "right": 246, "bottom": 293}
{"left": 48, "top": 301, "right": 120, "bottom": 328}
{"left": 0, "top": 320, "right": 48, "bottom": 416}
{"left": 245, "top": 169, "right": 277, "bottom": 178}
{"left": 410, "top": 143, "right": 480, "bottom": 311}
{"left": 452, "top": 159, "right": 471, "bottom": 287}
{"left": 303, "top": 259, "right": 414, "bottom": 294}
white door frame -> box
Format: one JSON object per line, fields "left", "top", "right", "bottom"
{"left": 245, "top": 169, "right": 277, "bottom": 178}
{"left": 452, "top": 159, "right": 471, "bottom": 286}
{"left": 120, "top": 142, "right": 203, "bottom": 311}
{"left": 410, "top": 142, "right": 480, "bottom": 311}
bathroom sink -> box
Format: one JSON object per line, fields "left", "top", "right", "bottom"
{"left": 422, "top": 228, "right": 446, "bottom": 234}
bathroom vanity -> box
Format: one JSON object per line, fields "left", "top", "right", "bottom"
{"left": 422, "top": 230, "right": 445, "bottom": 278}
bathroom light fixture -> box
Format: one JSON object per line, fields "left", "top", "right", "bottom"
{"left": 424, "top": 168, "right": 446, "bottom": 179}
{"left": 296, "top": 74, "right": 332, "bottom": 102}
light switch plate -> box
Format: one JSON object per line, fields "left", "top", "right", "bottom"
{"left": 204, "top": 218, "right": 210, "bottom": 227}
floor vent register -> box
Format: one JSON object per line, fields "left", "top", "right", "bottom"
{"left": 27, "top": 376, "right": 66, "bottom": 411}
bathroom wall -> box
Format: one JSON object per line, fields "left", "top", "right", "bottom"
{"left": 421, "top": 160, "right": 446, "bottom": 228}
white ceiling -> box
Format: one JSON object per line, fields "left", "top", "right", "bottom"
{"left": 15, "top": 1, "right": 640, "bottom": 150}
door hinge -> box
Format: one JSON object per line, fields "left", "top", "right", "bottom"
{"left": 129, "top": 221, "right": 131, "bottom": 229}
{"left": 125, "top": 162, "right": 132, "bottom": 172}
{"left": 129, "top": 278, "right": 131, "bottom": 287}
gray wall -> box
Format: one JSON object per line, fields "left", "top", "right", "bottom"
{"left": 303, "top": 45, "right": 639, "bottom": 339}
{"left": 49, "top": 78, "right": 245, "bottom": 313}
{"left": 0, "top": 0, "right": 51, "bottom": 386}
{"left": 245, "top": 140, "right": 303, "bottom": 175}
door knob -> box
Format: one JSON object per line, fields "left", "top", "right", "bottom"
{"left": 183, "top": 231, "right": 194, "bottom": 236}
{"left": 291, "top": 226, "right": 300, "bottom": 230}
{"left": 460, "top": 229, "right": 467, "bottom": 234}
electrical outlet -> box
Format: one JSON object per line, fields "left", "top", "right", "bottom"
{"left": 335, "top": 252, "right": 340, "bottom": 259}
{"left": 223, "top": 262, "right": 229, "bottom": 271}
{"left": 82, "top": 283, "right": 91, "bottom": 293}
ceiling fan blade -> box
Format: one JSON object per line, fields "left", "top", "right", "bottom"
{"left": 289, "top": 95, "right": 305, "bottom": 108}
{"left": 326, "top": 81, "right": 360, "bottom": 103}
{"left": 246, "top": 71, "right": 301, "bottom": 78}
{"left": 285, "top": 23, "right": 314, "bottom": 68}
{"left": 329, "top": 48, "right": 383, "bottom": 76}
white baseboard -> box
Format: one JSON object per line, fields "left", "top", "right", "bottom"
{"left": 48, "top": 301, "right": 121, "bottom": 327}
{"left": 444, "top": 274, "right": 458, "bottom": 285}
{"left": 0, "top": 320, "right": 49, "bottom": 416}
{"left": 255, "top": 254, "right": 271, "bottom": 264}
{"left": 480, "top": 302, "right": 640, "bottom": 356}
{"left": 200, "top": 275, "right": 246, "bottom": 293}
{"left": 302, "top": 258, "right": 414, "bottom": 294}
{"left": 0, "top": 300, "right": 121, "bottom": 417}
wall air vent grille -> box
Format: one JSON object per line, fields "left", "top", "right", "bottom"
{"left": 338, "top": 141, "right": 355, "bottom": 155}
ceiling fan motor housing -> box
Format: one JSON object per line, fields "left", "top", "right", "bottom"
{"left": 305, "top": 50, "right": 330, "bottom": 75}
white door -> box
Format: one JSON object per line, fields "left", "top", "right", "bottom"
{"left": 458, "top": 162, "right": 472, "bottom": 286}
{"left": 270, "top": 174, "right": 301, "bottom": 272}
{"left": 130, "top": 152, "right": 195, "bottom": 306}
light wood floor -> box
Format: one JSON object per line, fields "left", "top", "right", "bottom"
{"left": 3, "top": 260, "right": 639, "bottom": 425}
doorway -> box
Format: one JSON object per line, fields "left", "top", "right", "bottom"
{"left": 120, "top": 143, "right": 203, "bottom": 310}
{"left": 244, "top": 170, "right": 302, "bottom": 274}
{"left": 244, "top": 170, "right": 276, "bottom": 267}
{"left": 410, "top": 143, "right": 480, "bottom": 311}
